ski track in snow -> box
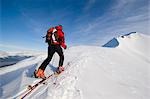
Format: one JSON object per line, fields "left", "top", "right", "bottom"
{"left": 0, "top": 32, "right": 150, "bottom": 99}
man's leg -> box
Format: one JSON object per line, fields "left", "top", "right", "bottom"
{"left": 35, "top": 46, "right": 55, "bottom": 78}
{"left": 39, "top": 46, "right": 55, "bottom": 70}
{"left": 55, "top": 45, "right": 64, "bottom": 67}
{"left": 55, "top": 45, "right": 64, "bottom": 73}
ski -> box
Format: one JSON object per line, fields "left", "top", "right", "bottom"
{"left": 20, "top": 63, "right": 70, "bottom": 99}
{"left": 20, "top": 73, "right": 54, "bottom": 99}
{"left": 20, "top": 70, "right": 64, "bottom": 99}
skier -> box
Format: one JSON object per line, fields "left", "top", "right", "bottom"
{"left": 34, "top": 25, "right": 67, "bottom": 79}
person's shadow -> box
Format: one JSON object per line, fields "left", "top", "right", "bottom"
{"left": 49, "top": 64, "right": 57, "bottom": 72}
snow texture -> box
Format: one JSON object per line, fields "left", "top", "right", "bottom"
{"left": 0, "top": 32, "right": 150, "bottom": 99}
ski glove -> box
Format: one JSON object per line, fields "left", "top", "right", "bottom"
{"left": 61, "top": 43, "right": 67, "bottom": 49}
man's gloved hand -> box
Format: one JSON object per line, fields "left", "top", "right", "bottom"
{"left": 61, "top": 43, "right": 67, "bottom": 49}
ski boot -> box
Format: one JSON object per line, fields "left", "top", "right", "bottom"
{"left": 55, "top": 66, "right": 64, "bottom": 74}
{"left": 34, "top": 69, "right": 46, "bottom": 79}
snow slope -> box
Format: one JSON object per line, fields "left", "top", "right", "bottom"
{"left": 0, "top": 32, "right": 149, "bottom": 99}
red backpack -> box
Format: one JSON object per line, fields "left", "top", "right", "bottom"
{"left": 45, "top": 27, "right": 59, "bottom": 45}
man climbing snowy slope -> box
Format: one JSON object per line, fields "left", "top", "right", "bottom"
{"left": 34, "top": 25, "right": 67, "bottom": 79}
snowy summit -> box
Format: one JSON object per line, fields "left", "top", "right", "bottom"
{"left": 0, "top": 32, "right": 150, "bottom": 99}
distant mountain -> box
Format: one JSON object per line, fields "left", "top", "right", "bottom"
{"left": 0, "top": 50, "right": 9, "bottom": 58}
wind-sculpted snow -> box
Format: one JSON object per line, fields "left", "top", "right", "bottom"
{"left": 103, "top": 32, "right": 150, "bottom": 50}
{"left": 102, "top": 38, "right": 119, "bottom": 48}
{"left": 0, "top": 33, "right": 149, "bottom": 99}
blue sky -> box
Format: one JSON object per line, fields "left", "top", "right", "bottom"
{"left": 0, "top": 0, "right": 149, "bottom": 51}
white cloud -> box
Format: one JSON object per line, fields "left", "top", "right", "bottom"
{"left": 84, "top": 0, "right": 96, "bottom": 11}
{"left": 0, "top": 44, "right": 32, "bottom": 51}
{"left": 72, "top": 0, "right": 149, "bottom": 45}
{"left": 0, "top": 43, "right": 46, "bottom": 51}
{"left": 111, "top": 0, "right": 133, "bottom": 10}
